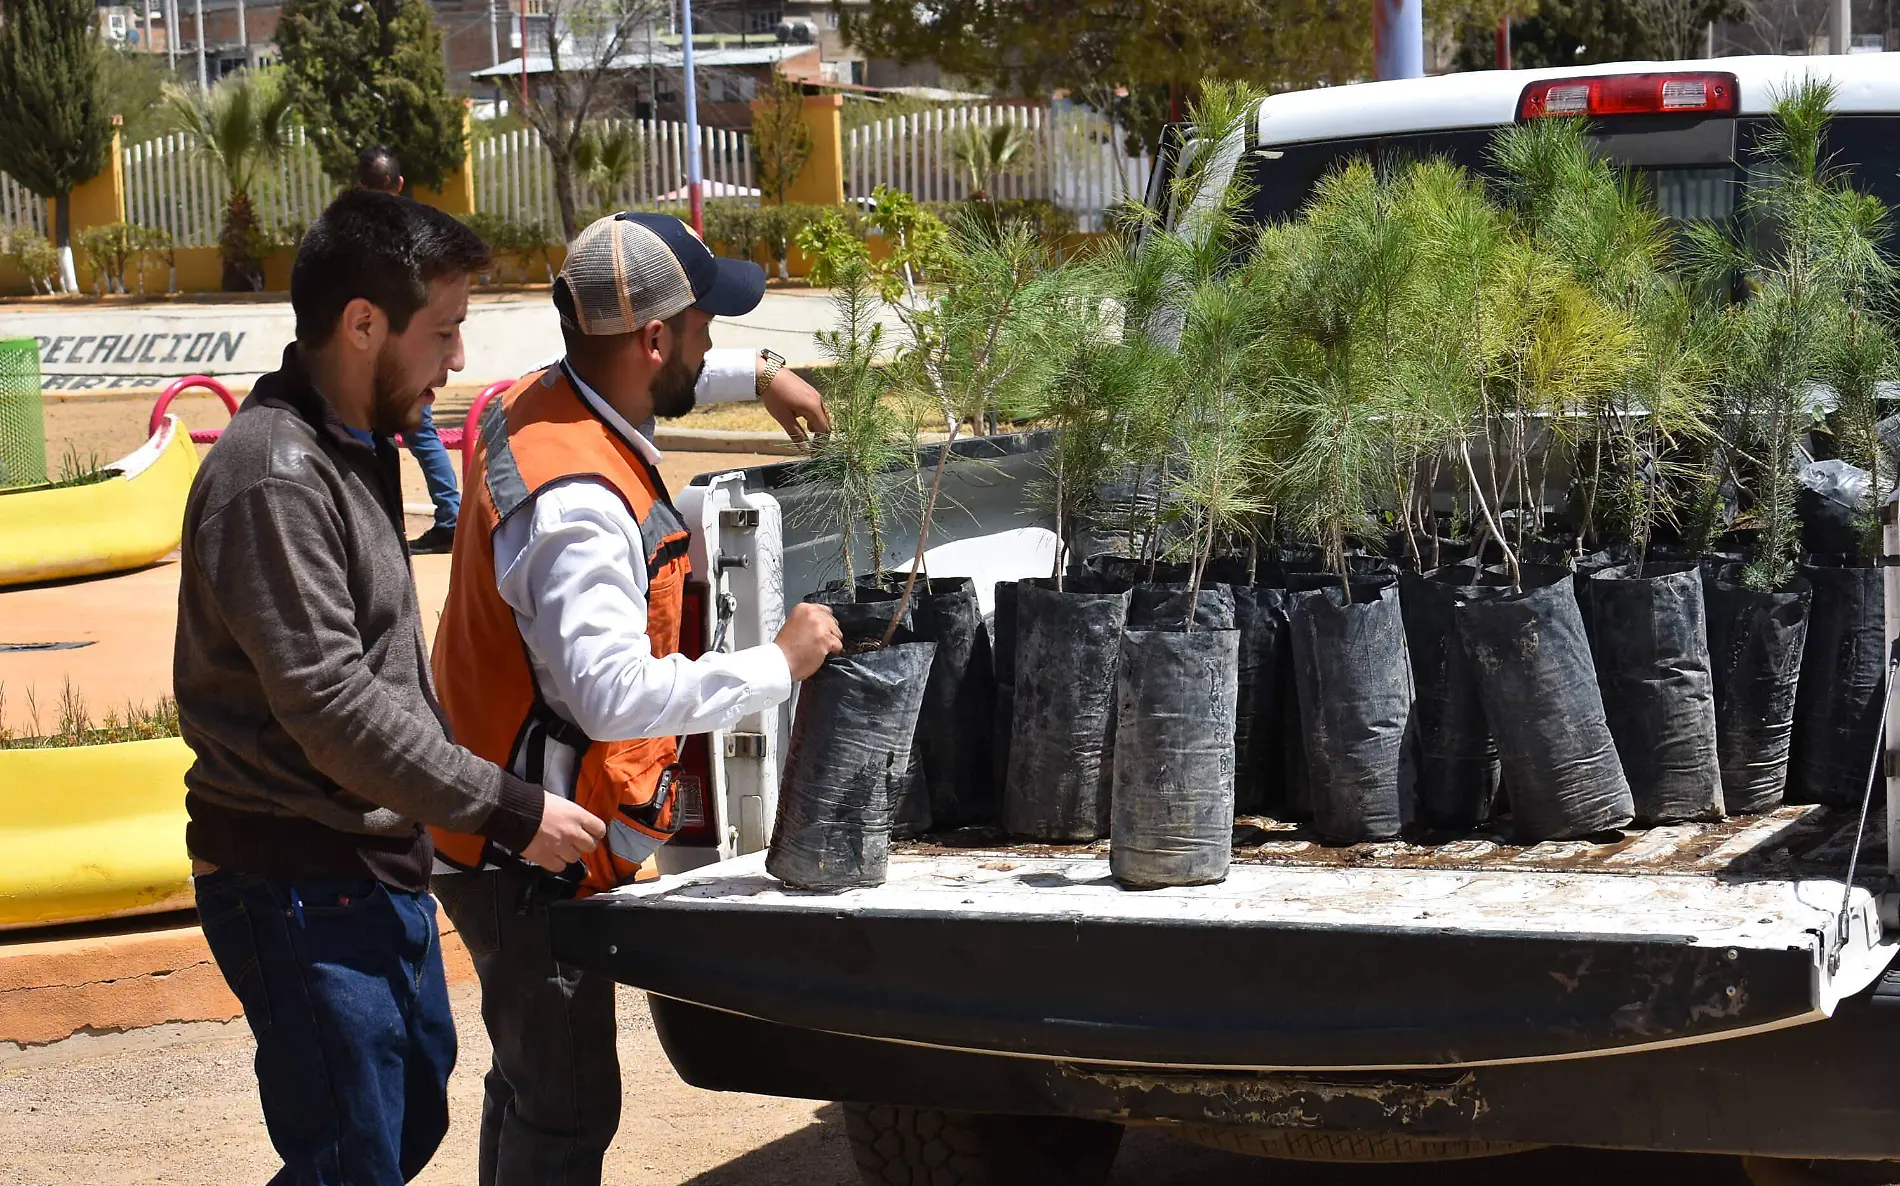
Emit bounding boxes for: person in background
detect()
[175,189,606,1184]
[356,145,464,555]
[429,212,843,1186]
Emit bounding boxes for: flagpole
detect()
[680,0,704,234]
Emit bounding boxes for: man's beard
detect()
[651,348,705,420]
[369,344,425,436]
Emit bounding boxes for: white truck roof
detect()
[1256,53,1900,147]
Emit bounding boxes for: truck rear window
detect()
[1241,114,1900,229]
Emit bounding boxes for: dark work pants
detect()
[194,871,456,1186]
[433,865,621,1186]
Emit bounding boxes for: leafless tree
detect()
[521,0,669,240]
[1721,0,1832,52]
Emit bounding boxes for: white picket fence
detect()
[846,103,1153,232]
[0,172,48,236]
[122,126,336,248]
[472,120,756,232]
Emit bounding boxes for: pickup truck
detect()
[553,54,1900,1183]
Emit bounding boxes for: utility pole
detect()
[236,0,248,66]
[165,0,178,72]
[1495,13,1511,68]
[681,0,704,234]
[1373,0,1424,80]
[1831,0,1852,52]
[489,0,500,67]
[193,0,208,87]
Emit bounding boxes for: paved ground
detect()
[0,981,1764,1186]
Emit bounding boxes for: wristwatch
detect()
[756,349,786,399]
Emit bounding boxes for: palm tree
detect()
[951,121,1030,201]
[572,122,641,214]
[164,69,295,292]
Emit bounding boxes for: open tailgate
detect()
[552,805,1895,1071]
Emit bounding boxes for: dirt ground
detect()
[0,980,1763,1186]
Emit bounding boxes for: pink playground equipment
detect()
[151,376,514,477]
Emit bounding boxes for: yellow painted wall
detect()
[780,94,845,208]
[413,101,476,216]
[43,129,126,237]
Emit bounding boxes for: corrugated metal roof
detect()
[472,43,813,79]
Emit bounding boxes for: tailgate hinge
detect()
[719,508,761,530]
[723,731,767,760]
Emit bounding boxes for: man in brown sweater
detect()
[174,188,603,1185]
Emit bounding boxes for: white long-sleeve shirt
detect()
[528,346,760,408]
[491,354,791,798]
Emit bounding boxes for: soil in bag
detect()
[904,576,997,829]
[1004,575,1132,842]
[1790,558,1886,807]
[1127,583,1237,631]
[1399,568,1502,833]
[804,585,929,835]
[1256,566,1313,822]
[991,580,1019,800]
[766,639,937,890]
[1086,558,1185,589]
[1111,625,1240,888]
[1288,582,1411,844]
[1585,563,1724,824]
[1703,566,1810,814]
[1231,585,1290,817]
[1457,574,1634,842]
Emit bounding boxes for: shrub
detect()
[75,222,139,294]
[3,228,62,294]
[461,212,554,284]
[925,198,1078,243]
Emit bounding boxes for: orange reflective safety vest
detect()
[430,364,692,895]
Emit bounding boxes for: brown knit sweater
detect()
[174,344,543,891]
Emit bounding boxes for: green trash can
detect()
[0,338,45,490]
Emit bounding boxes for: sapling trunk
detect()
[1463,441,1521,589]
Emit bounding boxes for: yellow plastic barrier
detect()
[0,415,199,588]
[0,737,194,929]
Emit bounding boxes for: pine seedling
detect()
[1685,79,1887,591]
[790,245,914,596]
[878,212,1067,641]
[1258,160,1430,592]
[1402,158,1518,575]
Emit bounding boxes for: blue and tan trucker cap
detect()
[554,211,767,335]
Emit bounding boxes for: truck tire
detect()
[843,1103,1123,1186]
[1167,1124,1538,1162]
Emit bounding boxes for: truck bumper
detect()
[644,988,1900,1159]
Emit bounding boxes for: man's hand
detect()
[775,602,844,680]
[759,363,831,443]
[519,793,606,871]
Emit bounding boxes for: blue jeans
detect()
[195,871,457,1186]
[407,402,460,530]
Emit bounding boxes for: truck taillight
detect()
[672,580,719,846]
[1517,72,1738,120]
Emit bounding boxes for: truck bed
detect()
[553,804,1895,1073]
[909,801,1873,880]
